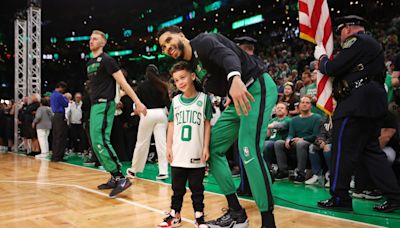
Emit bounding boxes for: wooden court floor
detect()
[0,153,374,227]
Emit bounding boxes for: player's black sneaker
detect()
[109,177,132,198]
[97,176,117,190]
[207,208,249,228]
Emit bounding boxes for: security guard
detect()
[314,15,400,212]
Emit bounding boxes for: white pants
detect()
[131,108,168,175]
[37,129,50,154]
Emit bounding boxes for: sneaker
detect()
[207,208,249,228]
[305,174,320,185]
[352,190,383,200]
[274,171,288,180]
[156,174,169,180]
[126,168,136,179]
[195,212,208,228]
[35,153,49,159]
[350,176,355,189]
[109,177,132,198]
[158,210,181,228]
[97,177,117,190]
[324,181,330,188]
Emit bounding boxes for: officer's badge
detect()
[342,37,357,49]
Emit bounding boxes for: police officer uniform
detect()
[316,15,400,212]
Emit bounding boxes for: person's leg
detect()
[171,167,188,213]
[323,144,332,172]
[89,102,122,174]
[308,144,322,175]
[130,111,155,173]
[153,110,168,176]
[238,73,277,213]
[208,106,240,195]
[274,140,288,172]
[188,167,205,213]
[36,129,45,154]
[263,140,276,165]
[295,140,310,174]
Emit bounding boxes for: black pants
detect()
[51,113,68,161]
[70,123,86,153]
[330,116,400,202]
[171,167,205,213]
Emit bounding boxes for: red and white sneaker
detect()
[158,210,181,228]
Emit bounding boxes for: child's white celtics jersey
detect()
[171,92,207,168]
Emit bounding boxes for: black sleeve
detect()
[394,54,400,71]
[197,35,242,78]
[103,56,120,75]
[381,112,397,129]
[319,36,364,78]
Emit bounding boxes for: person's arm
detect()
[166,122,174,163]
[113,70,147,116]
[317,36,364,78]
[202,120,211,163]
[60,93,69,108]
[379,128,396,148]
[197,35,254,116]
[33,108,42,125]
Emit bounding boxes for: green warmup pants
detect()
[90,101,122,173]
[209,73,277,212]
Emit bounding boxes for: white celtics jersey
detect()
[171,92,207,168]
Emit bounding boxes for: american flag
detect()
[299,0,334,114]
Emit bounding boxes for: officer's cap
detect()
[335,15,368,33]
[234,36,257,45]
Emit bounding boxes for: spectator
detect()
[274,96,321,183]
[306,100,335,186]
[278,82,299,116]
[67,92,85,154]
[26,93,41,156]
[33,98,53,159]
[50,81,69,162]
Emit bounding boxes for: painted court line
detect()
[0,179,193,224]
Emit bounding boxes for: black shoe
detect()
[109,177,132,198]
[274,171,288,180]
[97,177,117,190]
[27,151,40,156]
[293,174,306,184]
[317,197,353,211]
[50,158,67,162]
[207,208,249,228]
[373,201,400,213]
[195,213,207,228]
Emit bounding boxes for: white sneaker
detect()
[325,180,330,188]
[156,174,169,180]
[350,177,355,189]
[305,174,320,185]
[35,153,49,159]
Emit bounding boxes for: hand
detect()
[314,44,327,60]
[201,148,210,163]
[319,141,326,150]
[32,123,35,129]
[229,76,255,116]
[116,102,124,109]
[292,137,303,144]
[224,97,231,108]
[135,102,147,116]
[167,149,173,164]
[285,139,291,149]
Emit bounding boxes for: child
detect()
[158,61,212,228]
